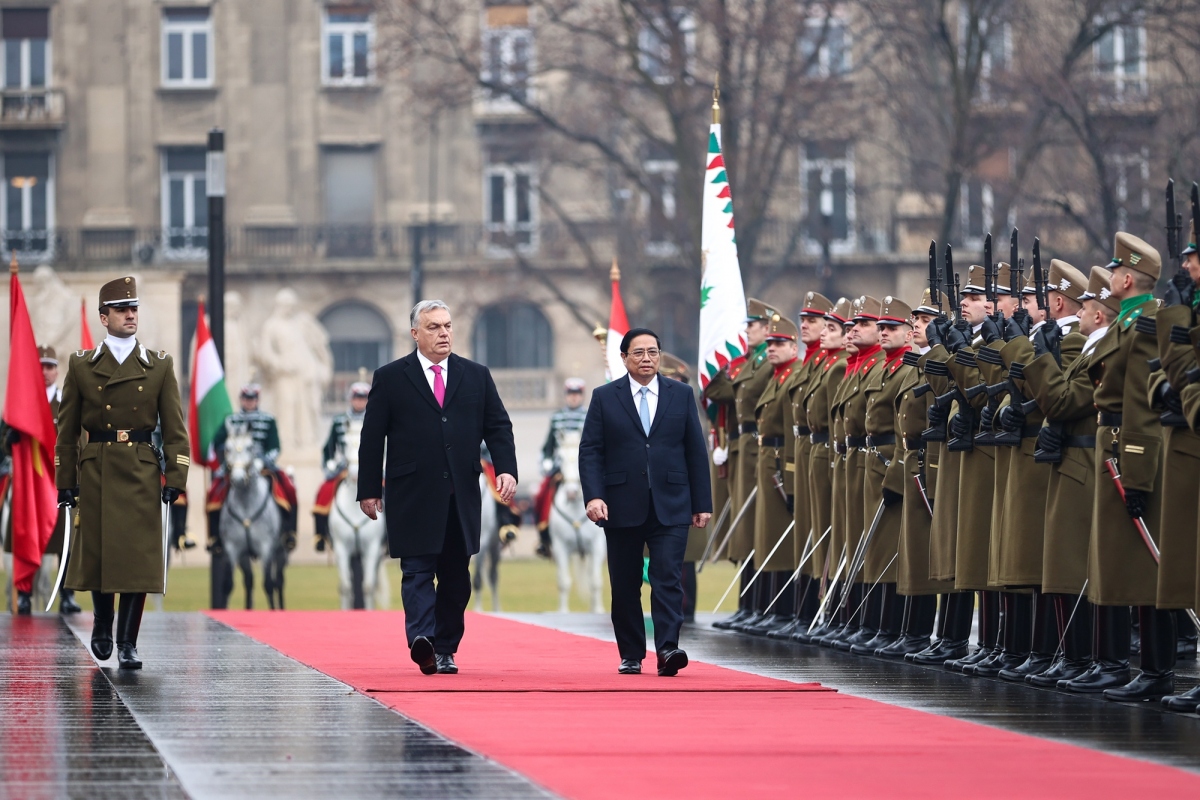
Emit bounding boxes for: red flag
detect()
[80,296,94,350]
[4,264,59,593]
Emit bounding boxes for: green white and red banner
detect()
[189,300,233,469]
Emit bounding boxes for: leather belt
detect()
[1064,436,1096,449]
[740,422,758,435]
[865,434,895,448]
[809,431,830,445]
[1097,412,1123,427]
[833,443,847,455]
[845,435,867,449]
[904,436,924,450]
[88,429,153,443]
[759,436,785,447]
[792,425,812,438]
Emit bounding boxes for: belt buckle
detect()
[117,430,130,443]
[756,435,764,447]
[792,425,800,438]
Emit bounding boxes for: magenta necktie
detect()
[431,364,445,407]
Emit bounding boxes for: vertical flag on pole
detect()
[188,300,233,469]
[4,257,59,598]
[606,258,629,381]
[697,84,747,396]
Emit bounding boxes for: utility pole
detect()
[206,127,229,609]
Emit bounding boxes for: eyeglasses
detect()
[626,348,661,359]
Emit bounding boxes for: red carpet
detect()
[211,611,1200,799]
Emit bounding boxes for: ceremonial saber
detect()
[162,497,171,594]
[711,548,755,614]
[45,504,73,612]
[707,486,757,565]
[807,548,849,633]
[846,551,900,624]
[829,500,886,619]
[914,474,933,517]
[1054,579,1088,659]
[740,521,795,597]
[1105,458,1200,631]
[696,497,732,572]
[763,526,831,614]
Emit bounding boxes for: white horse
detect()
[219,431,287,609]
[548,429,606,613]
[328,418,389,610]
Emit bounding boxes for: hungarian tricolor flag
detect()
[80,296,94,350]
[188,300,233,469]
[4,263,59,594]
[606,258,629,381]
[697,97,748,397]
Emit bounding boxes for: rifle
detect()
[1032,238,1048,315]
[1192,182,1200,257]
[984,232,998,325]
[1163,179,1185,307]
[928,240,942,314]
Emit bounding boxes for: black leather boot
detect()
[116,593,147,670]
[1104,606,1175,702]
[1060,604,1131,693]
[714,562,755,630]
[766,576,801,638]
[795,579,841,643]
[947,591,999,671]
[1176,610,1197,661]
[747,574,794,636]
[910,592,971,664]
[881,594,936,658]
[855,583,903,655]
[1161,684,1200,713]
[733,572,775,633]
[58,589,82,615]
[971,592,1031,677]
[16,590,32,615]
[1028,595,1092,687]
[1000,589,1054,682]
[91,592,115,660]
[818,583,861,647]
[837,584,875,650]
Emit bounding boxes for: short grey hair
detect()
[410,300,450,329]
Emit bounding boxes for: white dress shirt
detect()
[415,349,449,394]
[630,375,660,425]
[103,335,136,364]
[1057,314,1080,332]
[47,384,60,404]
[1081,325,1109,357]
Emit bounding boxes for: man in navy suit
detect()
[580,328,713,675]
[358,300,517,676]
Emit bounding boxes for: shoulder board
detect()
[1123,307,1144,330]
[158,349,168,359]
[75,349,88,358]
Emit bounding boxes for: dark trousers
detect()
[399,499,472,654]
[605,501,688,660]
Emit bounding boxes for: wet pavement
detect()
[513,612,1200,774]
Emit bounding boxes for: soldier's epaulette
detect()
[954,350,978,368]
[1134,316,1156,336]
[924,360,949,377]
[75,349,90,358]
[1170,325,1191,346]
[975,348,1003,367]
[1123,307,1145,331]
[158,349,169,359]
[902,351,922,368]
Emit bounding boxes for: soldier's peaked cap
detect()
[348,382,371,398]
[825,297,853,324]
[98,276,138,310]
[878,296,913,325]
[659,351,689,379]
[1183,219,1197,256]
[963,265,989,294]
[1109,231,1161,280]
[914,289,940,316]
[240,383,261,399]
[851,295,883,322]
[765,312,799,342]
[745,297,775,322]
[38,345,57,365]
[993,262,1015,295]
[1081,266,1120,314]
[1042,259,1089,302]
[799,291,834,317]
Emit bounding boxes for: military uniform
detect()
[534,380,590,554]
[56,276,188,669]
[313,381,371,551]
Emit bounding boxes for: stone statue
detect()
[222,290,254,395]
[27,265,75,355]
[254,288,333,453]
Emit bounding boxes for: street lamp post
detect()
[819,185,834,298]
[206,128,229,609]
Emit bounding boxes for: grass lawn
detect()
[5,558,743,615]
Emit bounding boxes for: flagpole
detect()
[9,254,17,616]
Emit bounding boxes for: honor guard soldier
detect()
[660,352,703,620]
[207,384,298,552]
[533,378,590,558]
[55,276,189,669]
[709,298,777,630]
[312,381,371,552]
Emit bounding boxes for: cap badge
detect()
[1129,253,1142,266]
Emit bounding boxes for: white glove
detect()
[540,458,554,476]
[713,446,728,466]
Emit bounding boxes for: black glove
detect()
[1156,381,1184,415]
[925,317,948,348]
[978,405,996,432]
[786,494,795,515]
[162,486,182,505]
[1005,308,1032,341]
[949,413,971,440]
[58,487,79,507]
[944,324,970,353]
[1035,425,1063,453]
[882,487,903,507]
[3,427,19,447]
[1124,488,1149,520]
[998,404,1026,433]
[979,316,1004,345]
[1172,269,1196,309]
[927,403,949,429]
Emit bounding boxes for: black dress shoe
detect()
[16,591,32,615]
[90,592,115,661]
[657,647,688,677]
[730,612,766,633]
[712,609,751,630]
[1177,640,1197,661]
[906,639,968,665]
[410,636,437,675]
[766,618,803,639]
[945,645,994,672]
[877,634,931,659]
[117,643,142,670]
[58,591,82,615]
[1059,661,1131,694]
[968,652,1025,678]
[851,631,898,656]
[1160,684,1200,713]
[1026,657,1091,688]
[435,654,458,674]
[998,653,1053,683]
[618,659,642,675]
[1103,671,1174,702]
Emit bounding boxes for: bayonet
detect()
[696,497,732,571]
[740,521,795,597]
[1032,238,1048,313]
[712,548,756,613]
[928,240,942,313]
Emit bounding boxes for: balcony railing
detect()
[0,88,66,129]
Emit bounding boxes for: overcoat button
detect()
[442,417,447,422]
[443,471,449,478]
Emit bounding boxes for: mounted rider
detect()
[533,377,589,558]
[205,384,298,552]
[312,381,371,551]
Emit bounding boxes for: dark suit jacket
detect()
[357,351,517,558]
[579,374,712,528]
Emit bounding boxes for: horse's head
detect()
[225,430,259,486]
[343,418,363,481]
[556,429,583,484]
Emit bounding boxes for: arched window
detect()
[320,301,393,372]
[473,302,553,368]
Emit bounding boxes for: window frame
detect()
[801,143,856,255]
[959,176,994,248]
[1107,148,1151,232]
[0,151,55,260]
[160,149,209,260]
[637,8,696,85]
[642,157,679,256]
[480,24,535,109]
[160,8,214,88]
[1093,21,1147,100]
[483,162,539,255]
[2,36,50,90]
[800,13,851,79]
[321,8,376,87]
